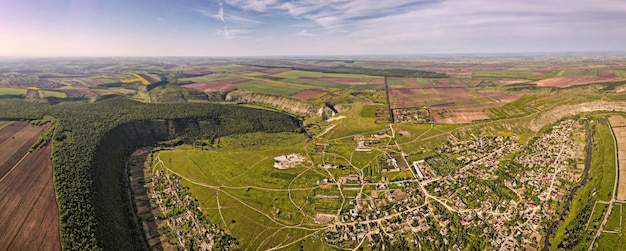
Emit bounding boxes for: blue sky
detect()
[1,0,625,56]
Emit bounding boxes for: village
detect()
[317,119,583,250]
[149,170,238,251]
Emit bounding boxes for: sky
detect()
[0,0,625,57]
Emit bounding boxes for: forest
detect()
[0,97,301,250]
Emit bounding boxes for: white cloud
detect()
[297,29,317,36]
[217,2,225,23]
[225,0,280,12]
[216,26,250,40]
[210,0,626,53]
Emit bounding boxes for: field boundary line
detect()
[0,152,29,183]
[0,121,15,131]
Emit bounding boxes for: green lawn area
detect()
[235,81,304,96]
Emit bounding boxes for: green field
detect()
[0,87,25,95]
[272,70,382,80]
[154,132,333,250]
[473,70,555,80]
[360,104,386,118]
[614,70,626,78]
[323,102,389,139]
[235,81,304,96]
[179,73,236,83]
[597,203,626,250]
[40,91,68,98]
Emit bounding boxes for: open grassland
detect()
[597,203,626,250]
[154,132,332,250]
[0,122,60,251]
[322,102,389,140]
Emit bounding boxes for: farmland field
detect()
[0,122,60,251]
[40,90,68,98]
[291,89,326,100]
[535,76,626,88]
[0,87,25,96]
[235,81,305,96]
[183,82,239,93]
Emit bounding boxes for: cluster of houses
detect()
[325,181,428,247]
[393,107,431,123]
[513,120,577,202]
[320,120,583,250]
[441,134,520,175]
[150,171,236,250]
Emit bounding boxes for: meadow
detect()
[154,132,336,250]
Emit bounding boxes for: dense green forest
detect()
[0,98,301,250]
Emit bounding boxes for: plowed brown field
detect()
[291,89,326,100]
[0,122,60,251]
[535,76,625,87]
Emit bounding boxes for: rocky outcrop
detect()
[529,101,626,131]
[225,91,325,116]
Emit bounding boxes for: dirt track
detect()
[0,123,60,251]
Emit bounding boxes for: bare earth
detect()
[430,110,490,124]
[535,76,625,88]
[291,89,326,100]
[0,122,60,251]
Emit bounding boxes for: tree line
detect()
[0,97,301,250]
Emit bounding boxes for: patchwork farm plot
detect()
[386,77,523,123]
[535,76,626,88]
[0,122,60,251]
[182,68,387,101]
